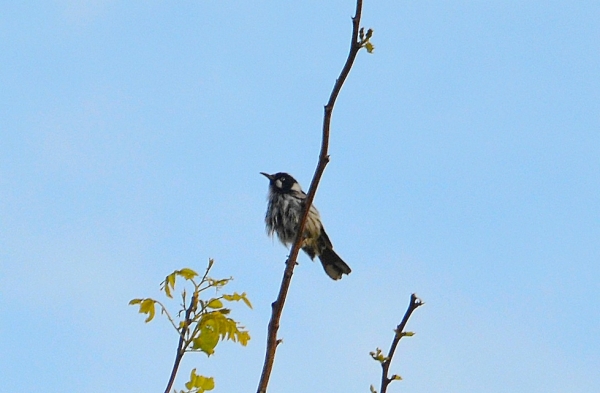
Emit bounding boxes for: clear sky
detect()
[1,1,599,392]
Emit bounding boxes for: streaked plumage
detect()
[261,172,351,280]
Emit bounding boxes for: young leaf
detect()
[139,298,157,323]
[184,368,215,392]
[193,332,218,356]
[207,299,223,309]
[208,278,230,288]
[241,294,253,309]
[193,319,220,355]
[197,376,215,391]
[185,368,198,390]
[236,330,251,346]
[160,272,177,298]
[223,292,253,309]
[369,348,387,363]
[177,268,198,280]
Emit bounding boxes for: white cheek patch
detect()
[291,182,303,192]
[275,179,283,188]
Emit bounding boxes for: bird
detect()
[261,172,351,280]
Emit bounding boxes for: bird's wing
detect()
[319,226,334,249]
[293,190,307,200]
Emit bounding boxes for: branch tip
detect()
[377,294,424,393]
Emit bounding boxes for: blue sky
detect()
[1,1,599,392]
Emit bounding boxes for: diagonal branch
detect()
[379,294,424,393]
[256,1,366,392]
[164,291,198,393]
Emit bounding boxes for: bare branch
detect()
[256,1,367,392]
[378,294,424,393]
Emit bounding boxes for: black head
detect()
[260,172,299,193]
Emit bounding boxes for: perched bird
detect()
[261,172,351,280]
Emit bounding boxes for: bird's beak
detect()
[260,172,274,181]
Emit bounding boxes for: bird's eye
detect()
[280,177,286,182]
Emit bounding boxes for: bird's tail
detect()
[319,248,352,280]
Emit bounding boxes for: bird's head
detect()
[260,172,301,193]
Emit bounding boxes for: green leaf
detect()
[166,273,176,298]
[208,278,230,288]
[222,292,253,309]
[207,299,223,309]
[185,369,195,390]
[370,385,377,393]
[391,374,403,381]
[198,376,215,391]
[137,298,156,323]
[241,295,253,309]
[185,369,215,393]
[193,319,220,355]
[177,268,198,280]
[194,333,218,355]
[365,42,375,53]
[160,272,177,298]
[236,330,251,346]
[369,348,388,363]
[184,368,214,392]
[402,331,415,337]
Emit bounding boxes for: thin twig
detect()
[379,294,424,393]
[164,291,198,393]
[154,300,181,333]
[256,2,366,393]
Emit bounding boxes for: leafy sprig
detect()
[130,259,251,393]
